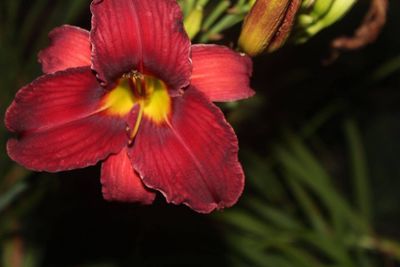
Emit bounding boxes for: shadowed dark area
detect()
[1,1,400,267]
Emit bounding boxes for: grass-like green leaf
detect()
[344,118,371,222]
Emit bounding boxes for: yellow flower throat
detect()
[102,71,171,141]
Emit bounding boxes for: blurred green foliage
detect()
[1,0,400,267]
[219,126,400,267]
[295,0,357,43]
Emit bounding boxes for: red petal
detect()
[191,44,254,102]
[6,67,103,133]
[90,0,191,92]
[101,148,156,204]
[5,67,127,172]
[38,25,91,74]
[129,87,244,213]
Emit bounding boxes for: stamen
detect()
[131,70,143,80]
[135,76,144,96]
[122,70,143,79]
[124,70,147,97]
[134,72,146,97]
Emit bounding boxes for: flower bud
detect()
[295,0,357,43]
[238,0,301,56]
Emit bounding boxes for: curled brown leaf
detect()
[326,0,388,63]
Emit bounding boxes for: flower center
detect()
[102,71,171,142]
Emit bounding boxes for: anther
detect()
[132,70,144,80]
[122,70,143,79]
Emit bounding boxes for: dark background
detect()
[1,1,400,266]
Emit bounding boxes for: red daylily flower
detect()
[5,0,254,213]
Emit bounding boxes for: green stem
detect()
[202,0,230,31]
